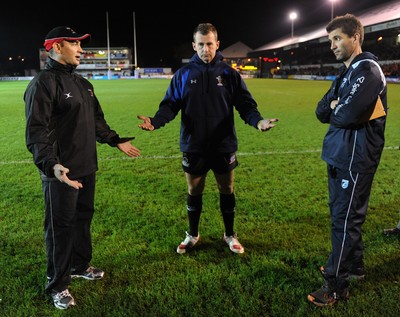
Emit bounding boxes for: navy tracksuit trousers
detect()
[323,164,375,288]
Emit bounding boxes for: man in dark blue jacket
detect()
[138,23,278,255]
[308,14,387,307]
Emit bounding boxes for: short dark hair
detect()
[193,23,218,41]
[326,13,364,45]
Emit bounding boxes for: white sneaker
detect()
[224,233,244,254]
[177,231,200,254]
[71,266,104,280]
[51,289,75,310]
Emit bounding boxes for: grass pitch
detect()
[0,78,399,316]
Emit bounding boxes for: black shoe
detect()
[348,267,365,280]
[320,265,365,281]
[308,284,349,307]
[71,266,104,280]
[51,289,75,310]
[383,227,400,236]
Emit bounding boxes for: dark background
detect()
[0,0,393,74]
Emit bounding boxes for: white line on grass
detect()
[2,146,398,165]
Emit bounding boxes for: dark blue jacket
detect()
[150,51,264,152]
[316,52,387,173]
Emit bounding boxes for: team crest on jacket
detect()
[216,76,224,86]
[340,78,348,89]
[341,179,349,189]
[182,157,189,167]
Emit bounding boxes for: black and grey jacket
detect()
[24,57,124,179]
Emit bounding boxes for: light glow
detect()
[289,12,298,39]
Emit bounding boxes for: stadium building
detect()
[246,0,400,81]
[39,47,134,79]
[32,1,399,81]
[38,46,173,79]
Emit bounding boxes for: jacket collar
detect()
[190,51,224,65]
[45,57,76,73]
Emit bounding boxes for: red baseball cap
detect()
[43,26,91,51]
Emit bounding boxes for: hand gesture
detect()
[257,118,279,131]
[53,164,83,189]
[117,141,141,157]
[137,115,155,131]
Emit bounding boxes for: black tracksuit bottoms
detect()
[41,172,96,293]
[324,164,375,285]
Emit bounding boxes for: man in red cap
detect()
[24,26,141,310]
[43,26,91,52]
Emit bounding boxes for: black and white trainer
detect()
[51,289,75,310]
[71,266,104,280]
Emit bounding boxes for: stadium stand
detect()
[247,0,400,81]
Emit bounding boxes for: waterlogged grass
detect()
[0,79,399,316]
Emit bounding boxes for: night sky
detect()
[0,0,395,71]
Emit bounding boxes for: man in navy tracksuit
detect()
[308,14,387,306]
[138,23,278,255]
